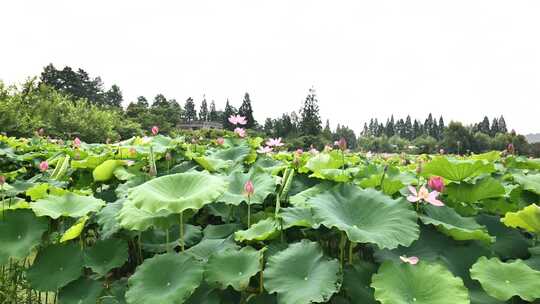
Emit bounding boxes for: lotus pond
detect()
[1,133,540,304]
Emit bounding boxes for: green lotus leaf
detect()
[27,243,84,291]
[58,277,104,304]
[476,214,531,259]
[93,159,128,182]
[185,283,220,304]
[60,216,88,243]
[126,253,204,304]
[205,246,261,291]
[1,197,30,213]
[310,184,419,249]
[304,151,343,173]
[422,157,494,182]
[101,278,128,304]
[193,156,232,172]
[264,240,341,304]
[234,218,279,242]
[26,183,50,200]
[446,177,505,204]
[342,261,377,304]
[470,151,501,162]
[289,182,333,207]
[470,257,540,301]
[280,207,318,229]
[203,223,241,239]
[0,209,48,265]
[371,261,469,304]
[31,193,105,219]
[219,168,276,206]
[506,156,540,171]
[96,200,123,239]
[501,204,540,234]
[512,173,540,195]
[141,224,202,253]
[185,238,239,261]
[525,246,540,270]
[420,205,493,243]
[117,198,177,231]
[84,238,128,276]
[127,172,227,213]
[71,153,110,169]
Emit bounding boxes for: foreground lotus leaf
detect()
[58,277,104,304]
[371,261,470,304]
[219,168,276,206]
[205,246,261,291]
[310,184,419,249]
[126,253,204,304]
[420,205,493,243]
[512,173,540,195]
[264,240,341,304]
[31,192,105,219]
[27,243,84,291]
[470,257,540,301]
[84,238,129,276]
[0,209,48,265]
[60,216,88,243]
[342,261,378,304]
[501,204,540,234]
[93,159,128,182]
[445,177,505,204]
[185,238,239,261]
[127,172,227,213]
[117,198,178,231]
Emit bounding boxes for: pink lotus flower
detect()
[151,126,159,136]
[407,186,444,206]
[39,161,49,172]
[228,115,247,125]
[400,256,419,265]
[337,138,347,151]
[295,149,303,155]
[73,137,81,148]
[266,138,284,147]
[216,137,225,145]
[244,180,254,197]
[0,175,5,186]
[165,152,172,161]
[234,128,246,138]
[37,128,45,136]
[257,146,273,154]
[507,143,515,155]
[428,176,445,192]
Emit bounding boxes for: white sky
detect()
[1,1,539,134]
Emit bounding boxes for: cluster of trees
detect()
[1,64,537,156]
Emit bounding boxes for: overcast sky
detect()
[1,1,539,134]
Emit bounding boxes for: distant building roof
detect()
[177,121,223,130]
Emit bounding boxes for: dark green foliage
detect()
[238,93,256,128]
[299,88,322,136]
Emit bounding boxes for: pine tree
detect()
[480,116,490,134]
[413,120,421,139]
[183,97,197,122]
[498,116,507,133]
[223,99,236,130]
[396,118,406,138]
[323,119,332,140]
[404,116,413,140]
[199,97,208,121]
[490,118,499,136]
[263,118,274,135]
[238,93,255,128]
[425,113,435,137]
[209,100,218,122]
[362,123,369,137]
[385,115,395,137]
[299,87,322,136]
[438,116,445,139]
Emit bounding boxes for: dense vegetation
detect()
[1,122,540,303]
[1,64,537,156]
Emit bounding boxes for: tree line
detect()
[0,64,537,156]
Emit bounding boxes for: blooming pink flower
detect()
[244,180,254,197]
[228,115,247,125]
[151,126,159,136]
[407,186,444,206]
[428,176,445,192]
[39,161,49,172]
[234,128,246,138]
[335,138,347,151]
[257,146,273,154]
[0,175,5,186]
[216,137,225,145]
[507,143,515,155]
[400,256,419,265]
[266,138,284,147]
[73,137,82,148]
[295,149,303,155]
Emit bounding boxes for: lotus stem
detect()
[179,212,185,252]
[137,233,143,264]
[349,242,354,265]
[339,231,346,270]
[165,228,170,253]
[247,196,251,228]
[259,253,264,294]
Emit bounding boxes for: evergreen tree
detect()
[209,100,218,122]
[498,116,507,133]
[263,118,274,135]
[396,118,405,138]
[480,116,490,134]
[490,118,499,136]
[438,116,445,139]
[199,97,208,121]
[238,93,255,128]
[299,87,322,136]
[105,84,123,108]
[323,119,332,140]
[424,113,435,137]
[385,115,395,137]
[223,99,236,130]
[183,97,197,122]
[413,120,421,139]
[404,116,413,140]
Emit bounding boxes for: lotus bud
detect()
[416,160,423,175]
[428,176,445,192]
[129,147,137,156]
[216,137,225,145]
[439,148,445,154]
[37,128,45,136]
[338,138,347,151]
[39,161,49,172]
[73,137,81,148]
[165,152,172,161]
[148,166,157,177]
[0,175,5,186]
[244,180,254,197]
[507,143,515,155]
[151,125,159,136]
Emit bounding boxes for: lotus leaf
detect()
[84,238,129,276]
[31,192,105,219]
[205,246,261,291]
[58,277,104,304]
[501,203,540,234]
